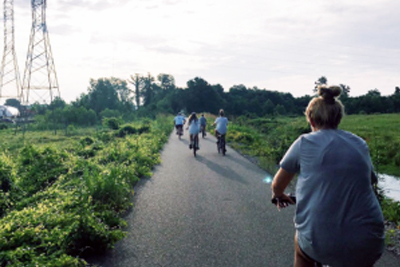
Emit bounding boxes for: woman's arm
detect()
[271,168,296,209]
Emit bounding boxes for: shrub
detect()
[103,117,122,130]
[137,125,150,134]
[16,145,69,196]
[99,108,121,119]
[66,124,77,135]
[381,197,400,225]
[80,136,95,146]
[0,124,8,130]
[0,153,15,193]
[116,124,137,138]
[82,164,137,212]
[394,154,400,167]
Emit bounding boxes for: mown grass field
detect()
[226,113,400,177]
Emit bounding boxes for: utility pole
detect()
[0,0,22,104]
[22,0,60,105]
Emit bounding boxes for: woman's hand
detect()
[271,193,295,211]
[271,168,296,211]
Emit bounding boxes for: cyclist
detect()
[173,112,186,136]
[212,109,228,151]
[271,85,384,267]
[199,114,207,136]
[187,112,200,150]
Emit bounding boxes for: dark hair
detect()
[188,113,198,124]
[219,109,224,116]
[305,85,344,129]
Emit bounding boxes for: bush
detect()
[99,108,121,119]
[0,116,174,265]
[0,153,15,193]
[16,145,69,196]
[103,117,122,130]
[0,124,8,130]
[66,124,77,135]
[0,153,16,217]
[394,154,400,167]
[80,136,95,146]
[381,197,400,225]
[116,124,137,138]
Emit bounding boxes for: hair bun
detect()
[318,85,341,104]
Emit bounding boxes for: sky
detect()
[3,0,400,103]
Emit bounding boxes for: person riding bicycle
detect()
[173,112,186,136]
[212,109,228,151]
[271,85,384,267]
[199,114,207,136]
[186,112,200,150]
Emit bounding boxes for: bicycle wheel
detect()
[193,138,197,157]
[222,138,226,156]
[217,137,221,154]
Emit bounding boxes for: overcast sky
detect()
[6,0,400,103]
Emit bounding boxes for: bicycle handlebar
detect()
[271,193,296,205]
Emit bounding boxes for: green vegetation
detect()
[1,73,398,263]
[226,114,400,177]
[225,113,400,227]
[339,114,400,176]
[0,116,172,266]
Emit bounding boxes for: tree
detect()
[4,98,21,110]
[112,78,134,112]
[140,73,155,106]
[87,78,121,114]
[48,96,66,110]
[274,104,287,115]
[157,74,175,91]
[128,74,144,109]
[391,87,400,112]
[313,76,327,93]
[262,99,274,115]
[185,77,224,113]
[339,84,351,98]
[366,89,381,97]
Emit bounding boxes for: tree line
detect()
[2,74,400,127]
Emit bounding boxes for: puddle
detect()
[378,174,400,202]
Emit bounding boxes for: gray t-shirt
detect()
[280,129,384,266]
[214,117,228,134]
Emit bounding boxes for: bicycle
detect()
[176,125,183,139]
[193,134,199,157]
[217,133,226,156]
[200,125,206,138]
[271,194,329,267]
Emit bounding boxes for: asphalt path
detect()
[89,130,400,267]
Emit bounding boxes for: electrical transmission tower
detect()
[22,0,60,105]
[0,0,22,104]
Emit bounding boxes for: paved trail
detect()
[89,130,399,267]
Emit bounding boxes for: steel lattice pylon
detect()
[0,0,22,103]
[22,0,60,105]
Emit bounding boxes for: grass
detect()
[226,114,400,177]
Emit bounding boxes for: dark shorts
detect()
[175,124,183,130]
